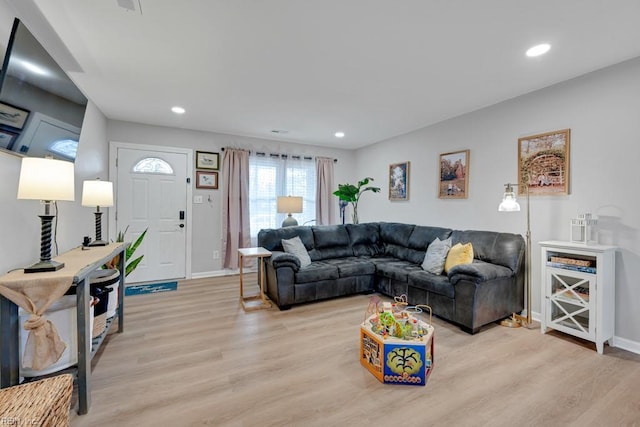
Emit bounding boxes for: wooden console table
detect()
[0,242,126,415]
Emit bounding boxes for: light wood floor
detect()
[69,275,640,427]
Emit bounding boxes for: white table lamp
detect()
[17,157,75,273]
[277,196,303,227]
[82,179,114,246]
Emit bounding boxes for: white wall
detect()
[106,120,357,275]
[355,57,640,347]
[0,100,109,274]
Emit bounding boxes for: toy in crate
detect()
[360,295,434,386]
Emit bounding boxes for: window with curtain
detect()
[249,154,316,239]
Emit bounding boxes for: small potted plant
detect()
[333,177,380,224]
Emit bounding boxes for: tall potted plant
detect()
[333,177,380,224]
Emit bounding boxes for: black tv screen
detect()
[0,18,88,161]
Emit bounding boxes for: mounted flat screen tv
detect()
[0,18,88,161]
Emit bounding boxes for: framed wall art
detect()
[0,128,19,150]
[196,171,218,189]
[196,150,220,170]
[0,102,29,129]
[518,129,570,196]
[389,161,410,201]
[439,149,469,199]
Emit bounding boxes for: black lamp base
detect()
[87,239,109,247]
[24,260,65,274]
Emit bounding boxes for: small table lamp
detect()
[277,196,303,227]
[17,157,75,273]
[82,179,114,246]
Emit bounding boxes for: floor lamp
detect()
[498,183,532,328]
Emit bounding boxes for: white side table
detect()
[238,247,272,311]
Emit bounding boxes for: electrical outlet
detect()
[213,250,220,259]
[194,195,203,204]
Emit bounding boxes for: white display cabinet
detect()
[539,241,617,354]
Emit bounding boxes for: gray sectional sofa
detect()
[257,222,525,334]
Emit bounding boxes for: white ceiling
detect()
[5,0,640,149]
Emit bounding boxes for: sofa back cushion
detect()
[450,230,525,274]
[379,222,415,262]
[346,223,381,256]
[308,225,353,261]
[257,226,315,252]
[406,225,453,264]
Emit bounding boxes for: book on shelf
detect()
[547,261,596,274]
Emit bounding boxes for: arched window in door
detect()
[132,157,174,174]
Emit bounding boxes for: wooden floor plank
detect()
[69,275,640,426]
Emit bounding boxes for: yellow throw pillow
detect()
[444,242,474,274]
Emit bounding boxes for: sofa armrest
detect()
[268,251,300,271]
[448,261,513,285]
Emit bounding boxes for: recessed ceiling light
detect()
[335,132,345,138]
[526,43,551,57]
[171,106,186,114]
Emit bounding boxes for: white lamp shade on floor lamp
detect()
[17,157,75,272]
[82,179,114,246]
[277,196,303,227]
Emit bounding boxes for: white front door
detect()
[113,144,191,283]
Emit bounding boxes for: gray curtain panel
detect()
[315,157,335,225]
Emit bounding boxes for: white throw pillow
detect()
[421,237,452,275]
[281,236,312,268]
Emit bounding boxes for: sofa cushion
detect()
[346,223,382,256]
[282,236,312,268]
[444,242,474,273]
[294,261,339,284]
[448,260,514,284]
[379,222,415,262]
[450,230,524,273]
[322,257,376,277]
[373,259,423,282]
[408,270,455,299]
[309,225,353,260]
[421,237,452,275]
[405,226,453,264]
[258,226,314,252]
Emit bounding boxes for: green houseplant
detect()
[333,177,380,224]
[106,226,148,277]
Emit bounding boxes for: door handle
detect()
[179,224,185,228]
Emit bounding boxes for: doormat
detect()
[125,281,178,296]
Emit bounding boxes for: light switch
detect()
[194,195,203,204]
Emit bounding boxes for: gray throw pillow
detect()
[421,237,452,275]
[281,236,312,268]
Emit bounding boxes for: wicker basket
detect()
[0,374,73,426]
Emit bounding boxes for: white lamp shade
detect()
[277,196,303,213]
[17,157,75,201]
[498,191,521,212]
[82,180,114,207]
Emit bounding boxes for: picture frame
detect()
[196,171,218,189]
[518,129,570,196]
[0,128,19,150]
[0,102,30,130]
[439,149,469,199]
[195,151,220,170]
[389,161,410,201]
